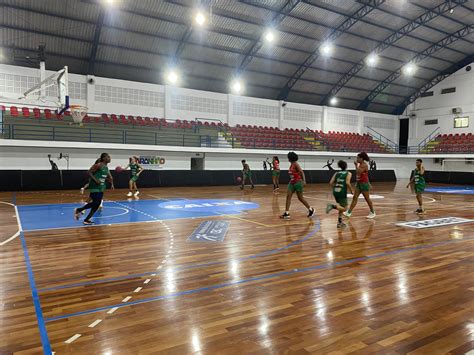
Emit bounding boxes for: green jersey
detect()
[414,168,425,193]
[89,164,109,192]
[333,171,349,197]
[130,163,140,177]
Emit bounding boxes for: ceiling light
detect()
[329,97,338,105]
[166,70,179,84]
[195,11,206,26]
[366,53,379,67]
[320,42,334,56]
[264,29,275,43]
[449,8,454,13]
[403,63,417,75]
[231,80,243,94]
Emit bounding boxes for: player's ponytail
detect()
[357,152,370,162]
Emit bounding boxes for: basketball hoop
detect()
[70,105,88,124]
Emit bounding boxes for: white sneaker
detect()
[134,191,140,196]
[127,192,133,197]
[366,211,376,219]
[98,203,103,211]
[343,211,352,218]
[80,187,85,195]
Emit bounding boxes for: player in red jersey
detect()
[280,152,314,219]
[344,152,376,219]
[272,156,280,192]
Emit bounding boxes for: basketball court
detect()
[1,182,473,353]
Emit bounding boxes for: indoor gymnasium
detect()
[1,0,474,354]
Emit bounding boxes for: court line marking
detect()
[0,201,21,246]
[65,334,81,344]
[43,236,474,323]
[19,230,52,352]
[37,219,321,293]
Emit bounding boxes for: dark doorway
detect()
[399,118,409,154]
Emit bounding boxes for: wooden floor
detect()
[1,181,473,354]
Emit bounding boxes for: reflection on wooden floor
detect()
[1,181,473,354]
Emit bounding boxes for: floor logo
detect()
[188,220,230,242]
[158,199,259,213]
[425,187,474,195]
[397,217,474,229]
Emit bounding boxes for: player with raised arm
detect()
[326,160,353,228]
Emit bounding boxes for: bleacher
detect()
[422,133,474,153]
[1,105,392,153]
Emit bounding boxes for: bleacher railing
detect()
[366,126,399,153]
[416,127,441,153]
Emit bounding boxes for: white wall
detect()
[2,140,471,179]
[0,64,399,140]
[407,63,474,146]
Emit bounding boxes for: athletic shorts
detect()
[333,194,348,207]
[356,182,371,192]
[288,181,303,193]
[272,170,280,177]
[130,175,139,182]
[415,184,425,194]
[244,172,252,179]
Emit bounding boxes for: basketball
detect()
[115,166,123,173]
[236,176,242,184]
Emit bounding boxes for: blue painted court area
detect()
[425,186,474,195]
[18,199,259,232]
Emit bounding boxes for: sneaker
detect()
[80,187,85,195]
[307,207,315,218]
[416,208,424,214]
[337,222,346,228]
[280,212,290,220]
[74,208,80,221]
[343,211,352,218]
[366,211,376,219]
[325,203,334,214]
[134,191,140,196]
[240,186,244,190]
[83,220,94,225]
[127,192,133,197]
[98,202,103,211]
[251,185,255,190]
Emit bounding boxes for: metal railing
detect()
[366,126,399,153]
[417,127,441,152]
[1,123,231,148]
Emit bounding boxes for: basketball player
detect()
[272,156,280,192]
[74,153,114,225]
[406,158,425,213]
[80,158,104,211]
[280,152,314,219]
[125,156,143,197]
[326,160,353,228]
[241,160,254,190]
[343,152,376,219]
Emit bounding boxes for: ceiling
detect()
[1,0,473,114]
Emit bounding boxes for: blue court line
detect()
[19,231,52,354]
[43,236,473,323]
[37,219,321,293]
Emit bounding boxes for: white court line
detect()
[65,334,81,344]
[133,287,142,293]
[122,296,132,302]
[107,307,118,314]
[88,319,102,328]
[144,279,151,284]
[0,201,22,246]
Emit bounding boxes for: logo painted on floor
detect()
[188,220,230,242]
[348,194,385,200]
[425,187,474,195]
[158,199,259,213]
[397,217,474,229]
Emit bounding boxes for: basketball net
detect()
[70,105,88,124]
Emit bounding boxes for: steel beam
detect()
[277,0,385,100]
[322,0,468,106]
[358,25,473,110]
[88,7,105,75]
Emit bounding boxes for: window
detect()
[454,116,469,128]
[420,91,434,97]
[424,119,438,125]
[441,87,456,94]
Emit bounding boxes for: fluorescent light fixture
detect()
[231,80,243,94]
[166,70,179,84]
[403,63,417,75]
[320,42,334,56]
[195,11,206,26]
[329,97,338,105]
[264,29,275,43]
[366,53,379,66]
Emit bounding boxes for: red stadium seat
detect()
[44,109,53,119]
[33,108,41,119]
[10,106,19,117]
[21,107,30,117]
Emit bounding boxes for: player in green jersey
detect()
[125,156,144,197]
[326,160,353,228]
[407,158,425,214]
[241,160,255,190]
[74,153,114,225]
